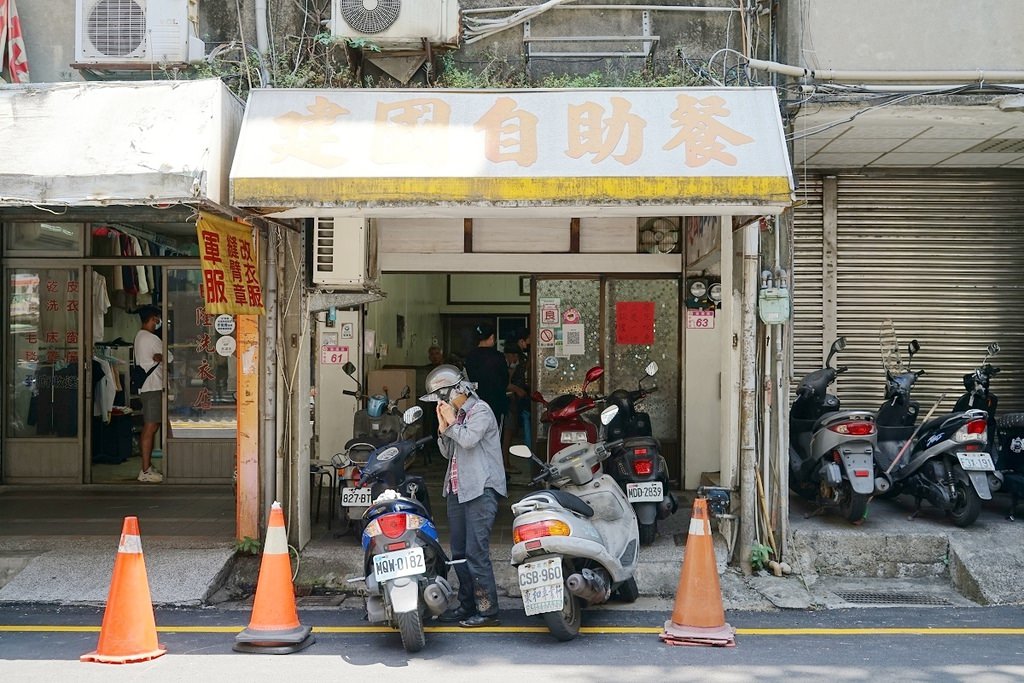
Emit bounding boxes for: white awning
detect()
[230,87,794,215]
[0,79,242,207]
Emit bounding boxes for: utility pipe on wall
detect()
[254,0,271,85]
[738,223,760,576]
[747,58,1024,83]
[262,228,279,520]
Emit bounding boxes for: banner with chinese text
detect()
[196,212,265,315]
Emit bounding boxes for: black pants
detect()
[446,487,500,617]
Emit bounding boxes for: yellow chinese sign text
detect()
[196,212,265,316]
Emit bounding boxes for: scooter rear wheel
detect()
[838,488,869,524]
[949,468,982,528]
[543,575,582,641]
[614,576,639,603]
[396,608,426,653]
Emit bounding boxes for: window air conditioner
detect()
[310,217,370,289]
[75,0,206,66]
[330,0,461,46]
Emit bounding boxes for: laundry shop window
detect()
[4,223,84,256]
[5,267,82,438]
[165,268,238,439]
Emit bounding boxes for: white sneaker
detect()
[138,468,163,483]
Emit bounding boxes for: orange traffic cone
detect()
[233,501,315,654]
[659,497,736,647]
[81,517,166,664]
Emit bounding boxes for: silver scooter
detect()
[509,405,640,642]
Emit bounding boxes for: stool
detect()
[310,460,335,528]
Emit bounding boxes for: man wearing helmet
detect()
[421,364,507,627]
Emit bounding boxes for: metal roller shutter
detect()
[790,176,825,387]
[797,172,1024,415]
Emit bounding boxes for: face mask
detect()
[155,321,162,330]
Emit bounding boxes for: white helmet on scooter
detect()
[420,364,475,403]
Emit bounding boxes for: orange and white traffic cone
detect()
[233,501,315,654]
[659,497,736,647]
[81,517,166,664]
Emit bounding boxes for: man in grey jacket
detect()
[420,364,507,627]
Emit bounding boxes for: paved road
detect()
[1,603,1022,681]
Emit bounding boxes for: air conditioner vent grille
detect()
[87,0,146,57]
[340,0,401,34]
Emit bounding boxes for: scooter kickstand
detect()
[908,498,923,520]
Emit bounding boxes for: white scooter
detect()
[509,405,640,642]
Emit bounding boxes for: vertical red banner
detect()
[615,301,655,345]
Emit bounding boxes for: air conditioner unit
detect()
[310,217,370,289]
[75,0,206,66]
[330,0,461,46]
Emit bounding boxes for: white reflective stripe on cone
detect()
[688,518,708,536]
[118,534,143,554]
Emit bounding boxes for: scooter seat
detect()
[522,489,594,518]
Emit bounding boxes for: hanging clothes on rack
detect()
[91,270,111,345]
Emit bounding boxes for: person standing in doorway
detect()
[421,364,506,627]
[134,305,172,483]
[464,323,512,474]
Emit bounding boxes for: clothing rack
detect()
[96,223,189,256]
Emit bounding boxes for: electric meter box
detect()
[758,287,791,324]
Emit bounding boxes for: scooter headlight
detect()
[513,520,571,544]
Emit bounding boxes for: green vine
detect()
[234,536,262,555]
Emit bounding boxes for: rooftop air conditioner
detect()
[330,0,460,46]
[75,0,206,66]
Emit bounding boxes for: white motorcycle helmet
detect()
[420,364,475,403]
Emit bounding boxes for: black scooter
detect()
[603,361,678,544]
[789,337,884,523]
[875,340,992,527]
[952,342,1024,520]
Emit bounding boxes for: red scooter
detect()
[532,366,604,462]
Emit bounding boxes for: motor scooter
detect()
[789,337,885,523]
[333,361,410,530]
[952,342,1024,519]
[508,404,640,642]
[531,365,604,461]
[603,361,678,544]
[347,406,454,653]
[874,337,992,527]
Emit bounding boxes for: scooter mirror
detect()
[988,342,1000,357]
[645,361,659,377]
[402,406,423,425]
[582,366,604,388]
[908,339,920,357]
[530,390,547,404]
[342,361,357,376]
[599,404,620,425]
[826,337,846,366]
[399,385,411,399]
[510,445,533,459]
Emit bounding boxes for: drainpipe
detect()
[254,0,271,85]
[738,223,760,576]
[747,58,1024,83]
[262,229,279,520]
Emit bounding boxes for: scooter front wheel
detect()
[638,522,657,546]
[543,572,582,641]
[396,608,426,653]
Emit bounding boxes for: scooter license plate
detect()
[956,452,994,471]
[341,487,374,506]
[373,546,426,583]
[518,558,564,616]
[626,481,663,503]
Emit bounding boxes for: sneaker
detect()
[138,468,163,483]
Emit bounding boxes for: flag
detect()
[0,0,30,83]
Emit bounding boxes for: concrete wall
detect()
[779,0,1024,71]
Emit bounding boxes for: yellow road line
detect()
[2,625,1023,635]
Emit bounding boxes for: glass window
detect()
[6,268,82,437]
[166,268,237,438]
[4,223,84,256]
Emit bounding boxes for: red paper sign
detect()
[616,301,655,345]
